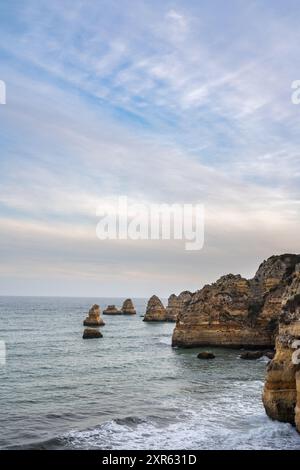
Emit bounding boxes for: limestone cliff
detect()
[165,291,193,322]
[172,254,300,348]
[263,269,300,431]
[83,304,105,326]
[143,295,166,322]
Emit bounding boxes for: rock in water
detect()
[263,269,300,431]
[172,254,300,349]
[83,304,105,326]
[265,350,275,360]
[240,351,264,360]
[82,328,103,339]
[143,295,166,321]
[121,299,136,315]
[197,352,215,359]
[103,305,121,315]
[165,291,193,322]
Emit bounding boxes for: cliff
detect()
[263,269,300,431]
[172,254,300,348]
[165,291,193,322]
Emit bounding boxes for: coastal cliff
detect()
[172,254,300,348]
[165,291,193,322]
[263,269,300,431]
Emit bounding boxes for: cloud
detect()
[0,0,300,295]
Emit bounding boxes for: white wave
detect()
[62,412,300,450]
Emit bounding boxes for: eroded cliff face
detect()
[143,295,166,321]
[263,270,300,431]
[172,254,300,348]
[165,291,193,322]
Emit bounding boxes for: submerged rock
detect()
[172,254,300,349]
[240,351,264,360]
[103,305,121,315]
[83,304,105,326]
[263,270,300,431]
[143,295,166,321]
[82,328,103,339]
[197,352,215,359]
[265,350,275,360]
[121,299,136,315]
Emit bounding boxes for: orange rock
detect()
[83,304,105,326]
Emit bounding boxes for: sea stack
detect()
[143,295,166,321]
[172,254,300,349]
[83,328,103,339]
[103,305,121,315]
[166,291,193,322]
[263,267,300,431]
[121,299,136,315]
[83,304,105,326]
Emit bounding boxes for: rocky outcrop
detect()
[172,254,300,349]
[121,299,136,315]
[239,350,274,360]
[83,304,105,326]
[263,269,300,430]
[103,305,121,315]
[265,351,275,360]
[166,291,193,322]
[240,351,265,360]
[83,328,103,339]
[197,352,215,359]
[143,295,166,322]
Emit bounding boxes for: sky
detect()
[0,0,300,297]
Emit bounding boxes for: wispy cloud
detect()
[0,0,300,295]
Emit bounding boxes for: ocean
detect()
[1,296,299,450]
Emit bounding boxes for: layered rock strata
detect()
[121,299,136,315]
[103,305,121,315]
[263,269,300,431]
[83,304,105,326]
[172,254,300,348]
[165,291,193,322]
[143,295,166,321]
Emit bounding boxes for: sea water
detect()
[0,296,299,450]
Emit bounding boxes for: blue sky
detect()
[0,0,299,297]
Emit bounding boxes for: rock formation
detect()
[103,305,121,315]
[121,299,136,315]
[165,291,193,322]
[197,352,215,359]
[83,304,105,326]
[172,254,300,348]
[240,351,265,360]
[143,295,167,322]
[239,350,274,360]
[83,328,103,339]
[263,268,300,431]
